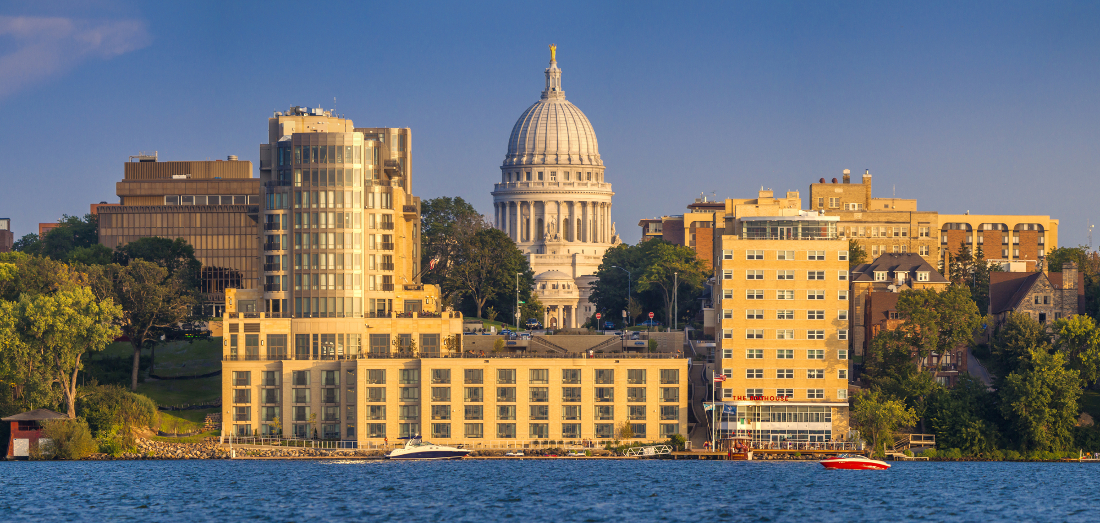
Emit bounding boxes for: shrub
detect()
[903,449,913,457]
[666,433,686,451]
[39,418,97,460]
[78,384,158,453]
[942,448,962,460]
[1003,450,1021,461]
[987,449,1004,461]
[922,448,938,459]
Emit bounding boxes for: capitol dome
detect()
[503,49,602,167]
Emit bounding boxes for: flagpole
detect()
[711,371,716,452]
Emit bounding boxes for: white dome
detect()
[503,54,601,167]
[534,270,574,281]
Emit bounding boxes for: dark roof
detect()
[988,272,1042,314]
[851,253,949,283]
[867,292,900,326]
[2,409,67,422]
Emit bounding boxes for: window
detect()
[828,197,840,208]
[562,387,582,402]
[839,369,848,379]
[920,245,930,256]
[746,250,764,260]
[807,290,825,300]
[746,369,763,379]
[562,423,581,439]
[725,309,735,319]
[807,389,824,399]
[919,227,930,238]
[464,405,483,420]
[529,405,549,421]
[807,310,825,320]
[722,368,733,378]
[595,406,614,421]
[777,349,794,359]
[399,369,419,384]
[464,423,483,438]
[776,329,794,340]
[745,389,763,397]
[366,388,385,402]
[777,310,794,320]
[497,369,516,384]
[496,387,516,403]
[722,329,733,339]
[808,349,824,359]
[746,329,764,339]
[777,389,794,398]
[777,290,794,300]
[746,270,764,280]
[839,290,849,300]
[777,250,795,261]
[838,389,848,399]
[747,289,764,300]
[776,369,794,379]
[838,310,848,320]
[430,369,451,384]
[839,270,848,281]
[661,388,679,402]
[722,349,733,359]
[625,387,647,403]
[595,387,614,402]
[722,249,733,260]
[660,369,679,384]
[400,387,419,401]
[431,387,450,402]
[399,405,419,421]
[529,423,549,439]
[561,369,581,384]
[660,406,679,421]
[497,423,516,438]
[431,405,450,420]
[839,250,849,261]
[839,349,848,360]
[431,423,450,439]
[530,387,549,402]
[807,271,825,280]
[723,270,733,280]
[807,369,825,379]
[595,369,614,384]
[529,369,549,384]
[808,250,825,261]
[464,387,483,402]
[628,369,646,384]
[838,329,848,340]
[628,405,647,421]
[917,272,929,282]
[777,270,794,280]
[746,349,763,359]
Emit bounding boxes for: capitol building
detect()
[491,46,621,329]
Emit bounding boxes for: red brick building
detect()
[4,409,66,459]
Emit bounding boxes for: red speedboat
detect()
[820,455,891,470]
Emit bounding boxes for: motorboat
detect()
[820,455,891,470]
[566,451,586,457]
[386,436,471,460]
[504,451,524,457]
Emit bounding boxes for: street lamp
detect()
[610,265,632,327]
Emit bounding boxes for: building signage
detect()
[731,395,791,402]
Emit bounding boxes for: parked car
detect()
[603,321,615,330]
[638,319,661,327]
[525,318,542,329]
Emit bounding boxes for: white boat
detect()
[386,436,471,460]
[820,455,891,470]
[505,451,524,457]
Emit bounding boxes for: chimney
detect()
[863,169,872,209]
[1062,261,1079,314]
[843,169,851,184]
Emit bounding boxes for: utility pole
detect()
[611,265,632,327]
[673,271,678,331]
[516,272,520,330]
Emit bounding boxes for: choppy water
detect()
[1,459,1096,522]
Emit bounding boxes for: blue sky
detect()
[2,1,1098,247]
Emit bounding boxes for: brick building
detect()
[988,262,1084,328]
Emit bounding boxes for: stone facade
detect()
[989,262,1083,328]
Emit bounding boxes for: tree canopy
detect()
[589,240,708,328]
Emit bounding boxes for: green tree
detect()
[1000,349,1081,452]
[895,285,981,373]
[590,240,707,328]
[114,237,202,289]
[446,228,535,320]
[420,197,487,306]
[12,234,41,254]
[3,286,123,417]
[635,241,709,328]
[39,214,100,261]
[926,375,1000,456]
[88,261,195,391]
[589,244,644,325]
[848,239,867,270]
[851,389,918,457]
[66,244,114,266]
[990,312,1052,381]
[77,384,157,451]
[1052,314,1100,387]
[0,254,84,302]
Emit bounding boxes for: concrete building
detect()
[713,199,851,444]
[0,218,12,253]
[491,46,621,329]
[97,153,260,315]
[849,253,950,358]
[809,169,940,266]
[638,197,722,269]
[988,262,1084,329]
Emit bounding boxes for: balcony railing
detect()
[380,263,395,271]
[263,242,284,251]
[380,242,394,251]
[381,283,395,291]
[402,205,417,213]
[264,284,282,292]
[264,263,282,272]
[264,222,285,231]
[380,222,395,230]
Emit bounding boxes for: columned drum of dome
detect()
[491,46,620,328]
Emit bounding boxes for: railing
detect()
[264,284,282,292]
[223,436,358,449]
[380,263,395,271]
[264,222,285,231]
[263,263,282,272]
[623,445,673,457]
[264,180,293,187]
[381,283,395,291]
[380,222,395,230]
[380,243,395,251]
[402,205,417,213]
[263,242,284,251]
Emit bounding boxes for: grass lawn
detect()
[1080,391,1100,420]
[467,318,521,330]
[137,376,221,406]
[149,338,221,377]
[160,407,219,425]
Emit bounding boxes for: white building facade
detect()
[491,46,620,329]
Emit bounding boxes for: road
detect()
[967,347,994,387]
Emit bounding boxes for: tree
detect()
[88,261,195,391]
[66,244,114,266]
[12,234,41,254]
[39,214,100,261]
[851,389,917,457]
[848,239,867,270]
[926,375,1000,456]
[420,197,488,307]
[3,286,122,418]
[1046,245,1100,318]
[990,312,1052,382]
[635,241,709,328]
[617,421,635,440]
[0,254,84,303]
[1052,314,1100,387]
[1000,349,1081,452]
[590,240,708,328]
[895,285,981,372]
[114,237,202,289]
[446,228,535,320]
[39,418,97,459]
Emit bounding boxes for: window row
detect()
[362,386,680,404]
[503,170,604,183]
[292,145,363,166]
[165,195,257,206]
[730,269,847,281]
[365,422,680,440]
[733,368,848,380]
[724,250,847,262]
[732,309,848,321]
[723,388,848,400]
[741,289,845,301]
[727,348,848,360]
[426,368,678,385]
[727,329,848,341]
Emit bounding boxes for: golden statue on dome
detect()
[549,44,557,62]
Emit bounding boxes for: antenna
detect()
[1089,219,1094,250]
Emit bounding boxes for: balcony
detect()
[381,283,395,291]
[263,242,284,251]
[264,222,285,231]
[380,242,394,251]
[263,263,283,272]
[402,205,417,214]
[380,263,395,271]
[380,222,395,230]
[263,283,282,292]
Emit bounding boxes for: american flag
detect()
[713,373,726,383]
[428,257,440,270]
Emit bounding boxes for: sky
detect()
[1,0,1098,247]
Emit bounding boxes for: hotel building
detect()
[713,192,851,443]
[221,107,687,447]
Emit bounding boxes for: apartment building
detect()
[97,153,260,315]
[713,201,851,444]
[849,253,950,358]
[221,106,689,446]
[938,214,1058,272]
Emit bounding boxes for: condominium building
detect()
[713,199,851,444]
[97,153,260,314]
[938,213,1058,272]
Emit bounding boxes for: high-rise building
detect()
[713,196,851,444]
[491,46,621,328]
[97,153,260,314]
[0,218,12,253]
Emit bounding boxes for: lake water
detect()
[1,459,1096,522]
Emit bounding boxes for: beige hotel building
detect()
[713,191,851,443]
[221,106,687,447]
